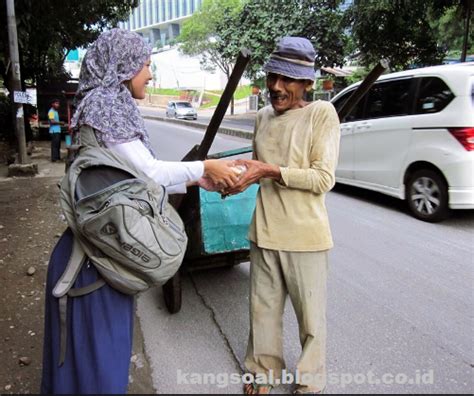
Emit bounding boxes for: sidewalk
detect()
[0,104,254,392]
[0,141,154,394]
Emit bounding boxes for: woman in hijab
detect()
[41,28,237,394]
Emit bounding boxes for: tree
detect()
[179,0,346,113]
[179,0,242,76]
[0,0,138,92]
[429,1,473,60]
[231,0,347,80]
[179,0,242,73]
[345,0,472,70]
[178,0,243,114]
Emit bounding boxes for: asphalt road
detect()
[139,106,256,132]
[139,119,474,394]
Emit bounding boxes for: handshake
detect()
[198,158,263,196]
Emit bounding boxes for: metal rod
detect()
[206,146,253,159]
[195,49,251,160]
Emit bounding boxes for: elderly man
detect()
[227,37,340,394]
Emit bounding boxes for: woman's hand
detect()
[202,159,240,188]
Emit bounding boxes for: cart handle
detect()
[337,59,389,121]
[180,49,251,163]
[206,146,253,159]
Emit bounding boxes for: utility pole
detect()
[6,0,28,164]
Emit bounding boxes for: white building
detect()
[150,46,231,91]
[119,0,243,90]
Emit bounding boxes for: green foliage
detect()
[429,5,474,57]
[230,0,346,79]
[167,38,178,46]
[345,0,472,70]
[0,0,138,89]
[343,67,372,85]
[179,0,346,84]
[0,93,13,140]
[178,0,243,76]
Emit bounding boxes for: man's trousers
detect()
[50,133,61,161]
[244,243,328,391]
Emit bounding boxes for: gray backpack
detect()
[53,126,187,364]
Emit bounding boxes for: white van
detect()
[331,63,474,222]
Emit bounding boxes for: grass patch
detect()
[145,85,253,108]
[201,85,252,108]
[146,87,181,96]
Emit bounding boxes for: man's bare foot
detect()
[243,382,273,394]
[293,385,325,394]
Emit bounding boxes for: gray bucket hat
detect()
[264,37,316,81]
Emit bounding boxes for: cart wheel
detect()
[163,272,182,314]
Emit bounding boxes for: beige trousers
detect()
[244,243,328,391]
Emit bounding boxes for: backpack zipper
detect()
[158,185,185,236]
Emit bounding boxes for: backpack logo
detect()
[101,222,118,235]
[115,233,151,263]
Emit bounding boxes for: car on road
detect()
[166,101,197,120]
[331,62,474,222]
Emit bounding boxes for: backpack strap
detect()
[53,237,106,366]
[53,237,88,298]
[78,125,101,149]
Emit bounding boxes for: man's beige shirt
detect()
[249,100,341,251]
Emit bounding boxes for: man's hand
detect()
[223,159,281,195]
[197,176,224,192]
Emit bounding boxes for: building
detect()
[119,0,203,48]
[118,0,247,91]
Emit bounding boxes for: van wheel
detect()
[406,169,449,222]
[163,272,182,314]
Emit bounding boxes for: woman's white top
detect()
[105,139,204,194]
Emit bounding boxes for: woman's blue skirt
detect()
[41,228,135,394]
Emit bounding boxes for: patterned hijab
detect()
[71,28,153,151]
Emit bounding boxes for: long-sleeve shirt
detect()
[105,139,204,195]
[249,100,341,251]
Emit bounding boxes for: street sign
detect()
[13,90,34,104]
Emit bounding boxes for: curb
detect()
[142,115,253,141]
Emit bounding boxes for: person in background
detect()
[225,37,341,394]
[41,28,237,394]
[48,99,62,162]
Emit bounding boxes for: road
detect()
[139,105,256,132]
[138,119,474,394]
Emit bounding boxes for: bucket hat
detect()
[264,37,316,81]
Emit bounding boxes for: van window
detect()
[415,77,454,114]
[332,89,366,122]
[365,79,412,119]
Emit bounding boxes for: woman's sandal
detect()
[243,381,274,394]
